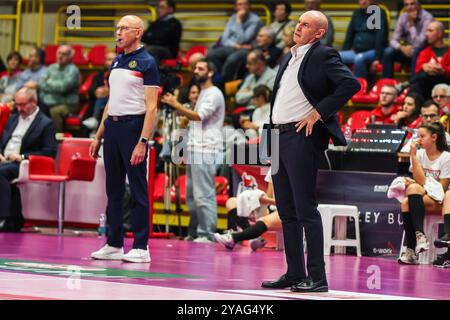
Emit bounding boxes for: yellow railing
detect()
[0,0,43,60]
[176,3,271,44]
[54,4,157,45]
[290,4,391,47]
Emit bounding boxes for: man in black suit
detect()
[261,11,360,292]
[0,87,57,231]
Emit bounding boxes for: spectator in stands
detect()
[39,45,80,132]
[269,1,296,49]
[161,59,225,243]
[339,0,388,78]
[0,51,22,104]
[382,0,433,79]
[206,0,262,82]
[178,82,201,129]
[366,85,400,124]
[421,100,450,144]
[142,0,182,62]
[432,84,450,115]
[15,47,46,92]
[255,27,283,68]
[393,92,424,129]
[0,88,57,232]
[399,122,450,265]
[304,0,334,47]
[239,85,271,137]
[215,169,277,251]
[235,49,276,107]
[281,23,295,56]
[82,51,117,130]
[409,22,450,100]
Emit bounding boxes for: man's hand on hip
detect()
[130,143,146,166]
[295,109,322,136]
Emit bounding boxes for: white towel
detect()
[236,189,267,221]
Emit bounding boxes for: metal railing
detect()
[54,4,157,45]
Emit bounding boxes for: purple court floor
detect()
[0,232,448,300]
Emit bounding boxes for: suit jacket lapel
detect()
[21,112,41,152]
[297,41,320,104]
[270,53,292,123]
[1,115,19,151]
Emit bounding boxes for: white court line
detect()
[220,289,431,300]
[0,272,286,300]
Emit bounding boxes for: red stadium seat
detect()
[79,72,96,96]
[28,138,96,234]
[44,44,59,65]
[180,45,209,67]
[345,110,372,132]
[153,172,168,202]
[0,103,11,139]
[160,50,183,69]
[375,62,402,73]
[352,78,398,104]
[71,45,88,66]
[171,174,187,203]
[88,45,108,66]
[215,176,229,206]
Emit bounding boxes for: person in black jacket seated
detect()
[0,87,57,231]
[142,0,182,62]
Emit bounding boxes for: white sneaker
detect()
[214,233,235,249]
[193,236,215,244]
[122,246,151,263]
[91,244,124,260]
[398,248,419,265]
[249,237,267,251]
[82,117,99,130]
[415,231,429,254]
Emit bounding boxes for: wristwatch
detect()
[139,136,149,145]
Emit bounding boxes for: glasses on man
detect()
[115,26,140,32]
[432,95,449,100]
[422,114,438,119]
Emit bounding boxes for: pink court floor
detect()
[0,232,448,300]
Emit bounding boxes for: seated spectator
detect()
[235,49,276,107]
[382,0,433,79]
[178,83,200,129]
[280,23,295,56]
[214,169,278,251]
[409,22,450,101]
[0,88,57,232]
[39,45,80,132]
[393,92,424,129]
[421,100,450,144]
[207,0,262,82]
[142,0,182,62]
[255,27,283,68]
[398,122,450,265]
[340,0,388,78]
[269,1,296,49]
[239,85,271,137]
[82,51,117,130]
[432,83,450,115]
[304,0,334,47]
[15,46,46,93]
[0,51,22,103]
[366,85,400,124]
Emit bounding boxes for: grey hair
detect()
[58,45,74,59]
[432,83,450,96]
[16,87,38,102]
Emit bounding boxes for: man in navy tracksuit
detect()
[90,15,160,263]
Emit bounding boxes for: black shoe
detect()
[433,252,450,268]
[434,234,450,248]
[290,278,328,293]
[261,274,304,289]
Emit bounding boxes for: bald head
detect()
[430,21,445,32]
[302,10,328,34]
[188,52,205,70]
[294,10,328,45]
[119,15,144,30]
[426,20,445,45]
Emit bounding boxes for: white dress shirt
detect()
[271,43,315,124]
[4,107,40,156]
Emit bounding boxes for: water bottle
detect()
[98,213,106,237]
[344,126,352,150]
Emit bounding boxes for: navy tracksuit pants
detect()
[103,115,149,249]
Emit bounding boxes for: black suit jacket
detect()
[0,110,57,159]
[270,41,360,146]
